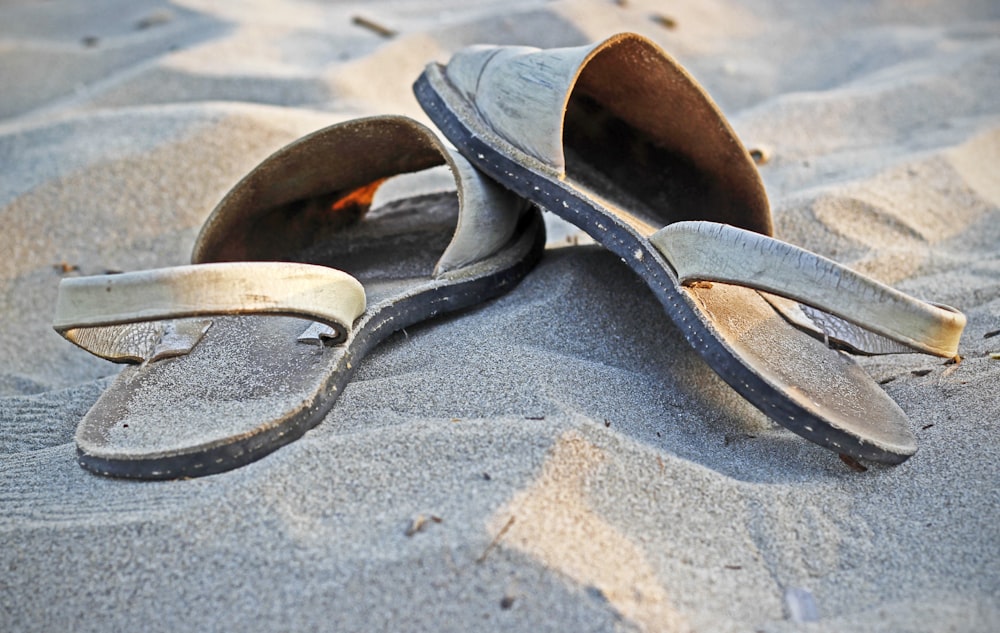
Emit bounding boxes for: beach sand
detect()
[1,1,998,631]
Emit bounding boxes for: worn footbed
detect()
[76,192,545,479]
[415,69,916,463]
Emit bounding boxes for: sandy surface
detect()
[1,0,998,631]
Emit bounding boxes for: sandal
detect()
[53,115,545,479]
[414,33,965,463]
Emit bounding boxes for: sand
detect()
[1,0,998,631]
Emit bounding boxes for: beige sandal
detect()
[415,34,965,463]
[54,115,544,479]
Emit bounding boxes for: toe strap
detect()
[651,221,966,358]
[53,262,366,363]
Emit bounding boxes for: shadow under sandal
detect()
[53,115,545,479]
[415,33,966,464]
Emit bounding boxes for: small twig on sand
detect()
[405,514,443,537]
[838,453,868,473]
[652,14,678,29]
[477,515,515,563]
[352,15,396,38]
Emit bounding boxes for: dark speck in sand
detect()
[911,369,933,377]
[724,433,756,446]
[839,453,868,472]
[585,585,608,603]
[652,14,678,29]
[500,595,515,609]
[81,36,99,47]
[136,10,173,30]
[984,329,1000,339]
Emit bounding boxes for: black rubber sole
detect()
[415,69,915,464]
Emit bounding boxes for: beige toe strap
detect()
[53,262,366,363]
[651,221,966,358]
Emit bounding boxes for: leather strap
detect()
[190,116,525,279]
[438,35,770,235]
[53,262,365,363]
[651,221,965,357]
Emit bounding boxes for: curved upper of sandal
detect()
[193,115,524,276]
[416,34,967,463]
[53,115,544,479]
[54,116,529,365]
[431,32,772,236]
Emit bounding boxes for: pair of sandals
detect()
[54,33,966,479]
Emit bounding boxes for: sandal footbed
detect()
[76,192,545,478]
